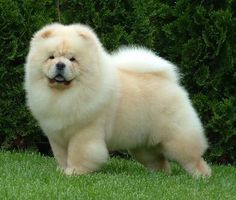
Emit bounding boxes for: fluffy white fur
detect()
[112,47,179,83]
[25,23,211,177]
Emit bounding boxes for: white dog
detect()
[25,23,211,177]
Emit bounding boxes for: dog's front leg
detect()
[65,125,109,175]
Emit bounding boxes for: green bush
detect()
[0,0,235,164]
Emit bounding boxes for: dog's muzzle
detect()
[48,62,72,85]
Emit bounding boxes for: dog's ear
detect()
[78,29,92,40]
[33,23,62,40]
[73,24,102,48]
[40,29,52,38]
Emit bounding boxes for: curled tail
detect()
[111,47,179,83]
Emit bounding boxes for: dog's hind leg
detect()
[161,133,211,177]
[129,146,171,174]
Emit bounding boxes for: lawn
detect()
[0,151,235,200]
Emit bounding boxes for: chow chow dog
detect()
[25,23,211,177]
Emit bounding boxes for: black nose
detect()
[56,62,65,71]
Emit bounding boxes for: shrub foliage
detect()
[0,0,235,164]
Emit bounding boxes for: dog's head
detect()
[25,23,105,89]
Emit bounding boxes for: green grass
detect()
[0,151,235,200]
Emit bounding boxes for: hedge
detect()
[0,0,235,164]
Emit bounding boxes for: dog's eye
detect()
[49,55,55,59]
[70,57,76,62]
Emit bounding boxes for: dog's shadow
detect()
[96,157,184,177]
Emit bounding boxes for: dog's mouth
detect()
[48,75,72,85]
